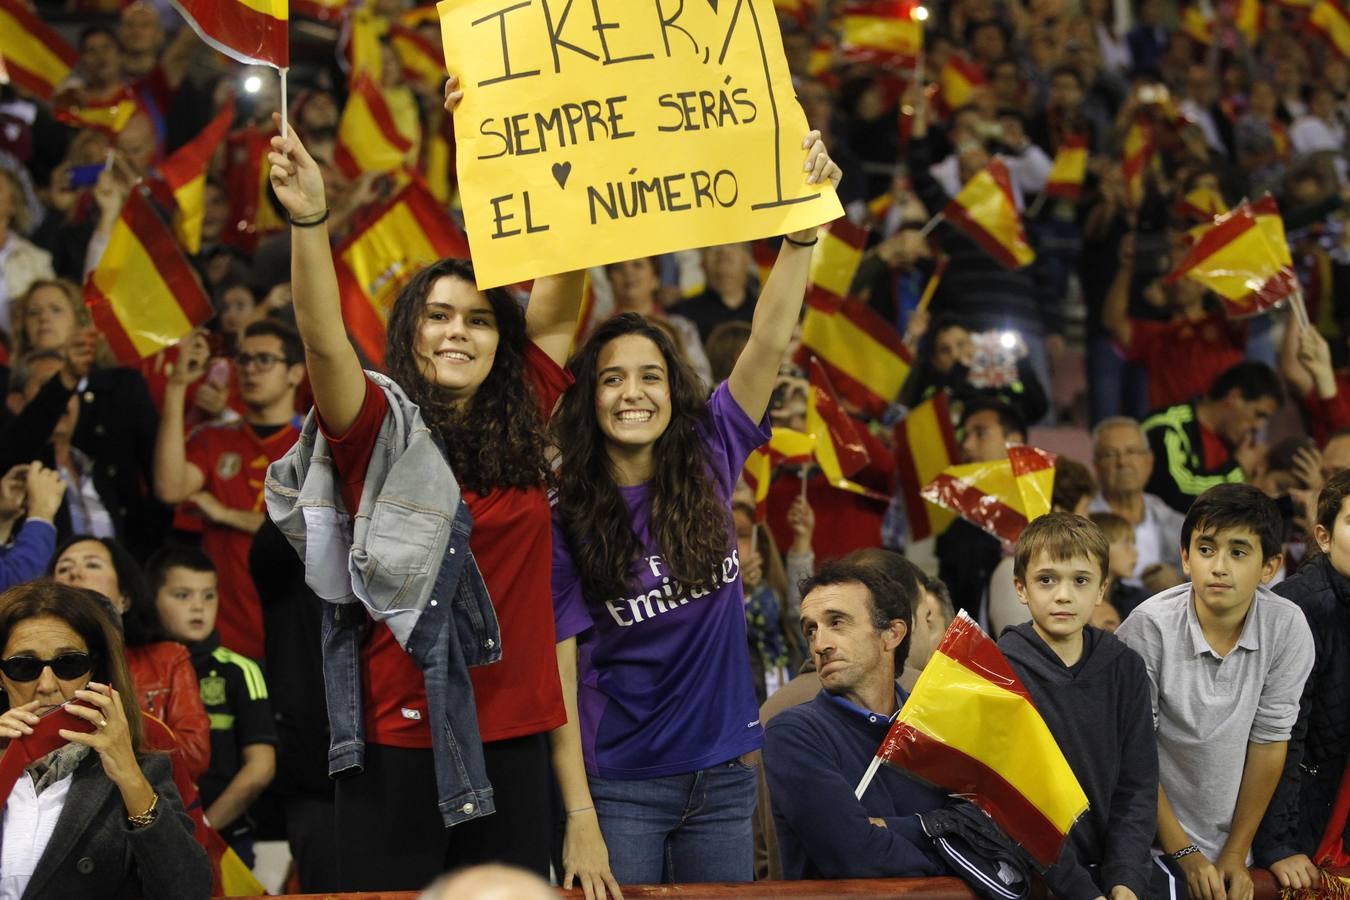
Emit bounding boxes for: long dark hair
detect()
[383,258,550,493]
[0,580,145,752]
[554,313,730,601]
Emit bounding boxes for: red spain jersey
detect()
[187,420,300,659]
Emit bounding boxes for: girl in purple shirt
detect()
[549,133,842,893]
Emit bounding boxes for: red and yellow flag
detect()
[223,123,285,253]
[920,444,1057,544]
[292,0,344,22]
[334,179,469,365]
[160,100,235,254]
[743,447,773,521]
[335,71,416,178]
[1173,185,1228,224]
[838,1,923,67]
[85,190,214,364]
[873,612,1088,867]
[0,0,78,101]
[1044,134,1088,202]
[1121,117,1154,208]
[943,158,1034,270]
[1165,200,1297,317]
[939,54,985,111]
[55,96,139,135]
[170,0,288,68]
[806,357,887,499]
[1311,0,1350,57]
[389,23,446,95]
[1252,194,1294,268]
[798,291,912,418]
[893,392,959,542]
[808,218,868,299]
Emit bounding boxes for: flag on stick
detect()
[1121,118,1154,208]
[808,219,868,300]
[893,392,959,541]
[1310,0,1350,57]
[939,54,985,111]
[798,291,912,417]
[0,0,78,100]
[335,71,416,178]
[921,445,1056,544]
[160,100,235,253]
[859,612,1089,867]
[55,97,139,135]
[170,0,288,69]
[838,1,923,67]
[942,158,1035,269]
[1165,201,1297,318]
[1043,134,1088,202]
[85,190,214,363]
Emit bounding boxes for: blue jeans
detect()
[589,758,759,885]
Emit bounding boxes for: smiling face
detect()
[53,540,127,613]
[1182,525,1281,619]
[0,616,92,715]
[413,276,500,401]
[155,566,218,644]
[593,333,673,455]
[23,284,77,351]
[1015,550,1105,653]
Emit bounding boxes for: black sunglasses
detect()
[0,653,95,682]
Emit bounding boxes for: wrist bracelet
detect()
[1169,845,1200,861]
[289,208,330,228]
[566,805,595,816]
[783,235,819,248]
[127,792,160,828]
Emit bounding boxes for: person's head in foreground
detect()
[798,559,915,713]
[1314,471,1350,577]
[419,864,555,900]
[1013,513,1109,662]
[1180,483,1284,619]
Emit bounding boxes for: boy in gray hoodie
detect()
[998,512,1158,900]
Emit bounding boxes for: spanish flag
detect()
[1235,0,1263,44]
[421,111,457,205]
[160,100,235,254]
[939,54,986,112]
[752,239,779,288]
[55,96,139,135]
[869,612,1088,867]
[1043,134,1088,202]
[1310,0,1350,57]
[335,71,416,178]
[170,0,288,69]
[1180,5,1213,44]
[1165,201,1297,317]
[920,444,1057,544]
[1121,117,1154,208]
[0,0,78,101]
[838,1,923,67]
[334,179,469,365]
[808,219,868,299]
[942,158,1035,270]
[1173,185,1228,224]
[743,447,773,521]
[807,39,834,77]
[389,23,446,95]
[806,357,880,497]
[798,291,912,418]
[768,427,816,468]
[223,123,285,253]
[1252,194,1294,268]
[292,0,344,22]
[85,189,214,364]
[893,392,958,542]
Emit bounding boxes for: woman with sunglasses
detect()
[50,536,210,784]
[0,580,210,899]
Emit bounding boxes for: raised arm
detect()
[267,113,367,434]
[153,332,209,504]
[727,132,842,422]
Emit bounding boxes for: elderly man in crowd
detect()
[1088,417,1186,594]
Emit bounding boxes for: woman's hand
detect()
[0,699,42,742]
[267,113,327,220]
[784,131,843,246]
[59,683,143,789]
[562,809,623,900]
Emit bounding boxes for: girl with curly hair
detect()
[265,77,585,890]
[549,133,842,890]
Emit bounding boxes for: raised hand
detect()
[168,332,211,387]
[267,112,327,220]
[24,463,66,523]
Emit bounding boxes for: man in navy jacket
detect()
[763,560,948,879]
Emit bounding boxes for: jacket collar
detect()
[1182,586,1263,658]
[9,754,115,898]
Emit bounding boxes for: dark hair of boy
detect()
[1206,361,1284,406]
[1317,470,1350,535]
[798,559,915,669]
[1014,512,1110,584]
[243,319,304,365]
[145,544,217,596]
[1180,483,1284,561]
[922,575,956,621]
[1089,511,1134,545]
[960,397,1027,442]
[1052,458,1096,513]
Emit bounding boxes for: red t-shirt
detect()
[322,343,570,748]
[1198,420,1231,473]
[1126,312,1245,410]
[186,420,300,659]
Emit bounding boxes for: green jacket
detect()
[1141,402,1244,514]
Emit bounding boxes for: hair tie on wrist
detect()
[784,235,819,248]
[289,208,330,228]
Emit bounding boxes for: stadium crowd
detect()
[0,0,1349,897]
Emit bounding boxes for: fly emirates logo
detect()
[604,552,740,627]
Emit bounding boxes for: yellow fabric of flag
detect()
[335,71,416,178]
[1311,0,1350,57]
[161,101,235,254]
[0,0,78,100]
[808,220,867,299]
[943,158,1034,269]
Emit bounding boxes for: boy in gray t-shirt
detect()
[1117,484,1314,900]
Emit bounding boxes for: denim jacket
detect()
[264,371,501,826]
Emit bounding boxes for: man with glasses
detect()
[1088,417,1185,594]
[153,320,306,660]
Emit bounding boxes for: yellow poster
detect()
[437,0,844,288]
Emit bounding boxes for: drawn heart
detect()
[552,162,572,189]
